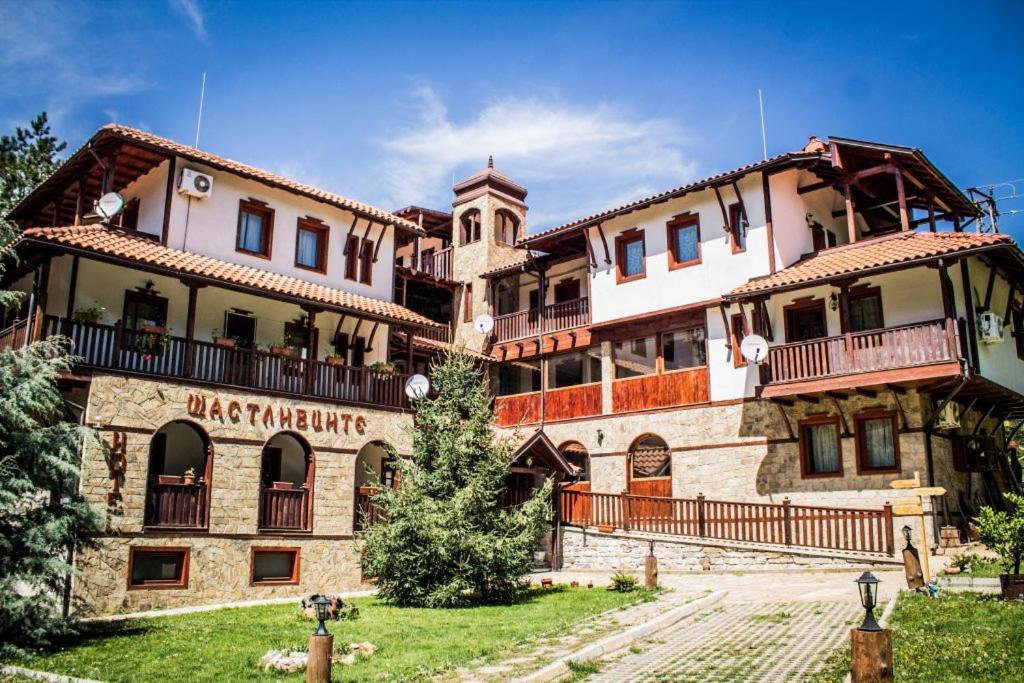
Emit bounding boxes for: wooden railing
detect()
[765,319,957,385]
[259,487,310,530]
[611,367,709,413]
[558,489,894,556]
[417,247,453,281]
[145,482,207,528]
[41,316,410,410]
[354,490,384,531]
[0,319,28,352]
[416,325,451,343]
[494,382,602,426]
[493,297,590,343]
[500,486,536,508]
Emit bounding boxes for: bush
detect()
[610,570,639,592]
[974,492,1024,576]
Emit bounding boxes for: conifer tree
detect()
[1,112,66,250]
[360,351,550,607]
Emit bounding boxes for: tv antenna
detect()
[194,71,207,149]
[758,89,768,161]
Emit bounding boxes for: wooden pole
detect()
[844,184,857,243]
[894,171,910,232]
[850,628,894,683]
[644,541,658,589]
[306,633,333,683]
[917,512,932,584]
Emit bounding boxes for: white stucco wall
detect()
[956,255,1024,395]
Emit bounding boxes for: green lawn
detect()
[6,587,652,682]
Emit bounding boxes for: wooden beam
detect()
[183,282,199,377]
[161,156,176,245]
[797,179,834,195]
[842,162,899,186]
[372,225,387,263]
[363,321,380,352]
[855,387,877,398]
[890,387,909,430]
[713,185,730,237]
[894,170,910,231]
[719,304,733,359]
[843,184,857,243]
[825,391,849,400]
[343,218,360,255]
[774,401,794,440]
[594,223,612,265]
[1003,282,1017,330]
[797,394,820,404]
[64,255,79,320]
[832,397,851,437]
[582,228,598,269]
[762,171,777,274]
[927,196,936,232]
[730,180,749,233]
[960,258,980,372]
[982,265,997,311]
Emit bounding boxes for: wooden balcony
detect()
[493,297,590,343]
[494,382,602,427]
[144,481,207,529]
[41,316,411,410]
[403,247,453,282]
[0,319,28,352]
[258,486,310,531]
[761,319,962,397]
[354,487,384,531]
[611,367,709,413]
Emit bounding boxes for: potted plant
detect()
[368,361,397,376]
[183,467,196,485]
[270,334,296,357]
[157,474,181,485]
[974,492,1024,599]
[138,327,171,360]
[71,305,104,324]
[271,481,294,490]
[325,353,345,366]
[141,321,166,335]
[212,329,236,348]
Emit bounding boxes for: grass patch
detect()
[5,587,652,682]
[566,659,603,680]
[889,591,1024,682]
[960,557,1006,578]
[749,611,792,624]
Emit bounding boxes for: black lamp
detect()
[855,572,882,632]
[311,594,331,636]
[902,524,913,548]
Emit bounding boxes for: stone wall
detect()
[75,374,414,614]
[559,527,900,573]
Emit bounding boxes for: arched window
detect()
[145,420,212,529]
[559,441,590,481]
[259,432,314,531]
[354,441,396,531]
[628,434,671,497]
[460,209,482,245]
[494,209,520,245]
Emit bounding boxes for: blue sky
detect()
[2,0,1022,237]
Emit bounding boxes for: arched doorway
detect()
[559,441,590,482]
[627,434,671,497]
[354,441,396,531]
[145,420,212,529]
[558,441,591,525]
[259,432,314,531]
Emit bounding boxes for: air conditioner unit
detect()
[177,169,213,198]
[978,311,1004,344]
[935,401,961,431]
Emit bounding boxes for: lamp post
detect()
[849,573,893,683]
[645,539,658,589]
[307,595,333,683]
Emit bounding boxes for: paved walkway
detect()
[589,600,861,682]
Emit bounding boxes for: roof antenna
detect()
[488,155,494,169]
[758,89,768,161]
[194,71,207,149]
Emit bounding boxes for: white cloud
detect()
[377,86,697,228]
[169,0,208,42]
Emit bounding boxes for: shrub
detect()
[610,570,639,592]
[974,492,1024,576]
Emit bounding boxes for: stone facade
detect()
[75,374,413,615]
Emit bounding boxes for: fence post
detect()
[621,490,631,531]
[112,320,124,369]
[697,493,706,538]
[883,502,895,556]
[783,497,793,546]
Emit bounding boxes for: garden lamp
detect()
[855,572,881,632]
[901,524,913,547]
[311,594,331,636]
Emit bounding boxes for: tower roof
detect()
[452,157,528,208]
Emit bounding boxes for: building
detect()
[2,126,1023,613]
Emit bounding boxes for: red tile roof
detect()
[728,231,1015,298]
[19,226,442,329]
[479,249,536,278]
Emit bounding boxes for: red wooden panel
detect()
[494,392,542,427]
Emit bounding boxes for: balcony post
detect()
[28,257,51,344]
[304,308,318,396]
[843,184,857,243]
[782,497,793,545]
[183,281,201,378]
[64,255,80,324]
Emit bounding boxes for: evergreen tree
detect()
[360,351,550,607]
[0,114,101,654]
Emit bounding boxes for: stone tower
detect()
[450,157,528,352]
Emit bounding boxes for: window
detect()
[463,283,473,322]
[120,198,140,231]
[855,411,900,473]
[731,313,748,368]
[547,349,602,389]
[460,210,481,245]
[553,278,580,304]
[495,359,541,396]
[799,417,842,477]
[667,213,700,269]
[847,288,883,333]
[344,234,360,281]
[495,209,519,244]
[615,229,646,283]
[122,289,168,332]
[359,239,375,284]
[250,548,300,585]
[283,320,316,358]
[351,336,366,367]
[224,311,256,348]
[128,547,189,589]
[236,199,274,258]
[728,203,747,253]
[784,299,827,342]
[294,219,328,273]
[613,335,657,378]
[630,435,671,479]
[812,224,838,251]
[612,325,707,379]
[662,326,707,371]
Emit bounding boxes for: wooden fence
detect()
[558,489,894,556]
[258,487,310,531]
[145,482,207,528]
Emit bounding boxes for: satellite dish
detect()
[404,373,431,400]
[95,192,125,220]
[474,313,495,335]
[740,334,770,364]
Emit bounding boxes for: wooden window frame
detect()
[235,198,275,259]
[854,409,902,475]
[495,209,519,245]
[359,238,374,285]
[122,288,169,331]
[615,228,647,284]
[344,234,360,281]
[783,297,827,343]
[460,209,482,246]
[463,283,473,323]
[845,285,885,334]
[249,546,301,586]
[612,322,708,379]
[728,202,746,254]
[798,415,844,479]
[127,546,190,590]
[294,217,329,274]
[120,197,141,231]
[731,313,748,368]
[666,213,701,270]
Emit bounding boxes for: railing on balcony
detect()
[145,481,207,528]
[765,319,958,385]
[415,324,451,343]
[259,486,310,531]
[408,247,453,281]
[493,297,590,343]
[354,488,384,531]
[0,319,28,352]
[41,316,411,409]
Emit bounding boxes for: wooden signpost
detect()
[888,472,945,586]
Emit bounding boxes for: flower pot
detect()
[141,324,166,334]
[158,474,181,485]
[183,475,196,485]
[271,481,294,490]
[271,345,295,357]
[999,574,1024,600]
[597,524,614,534]
[77,314,100,325]
[214,337,236,348]
[325,356,345,366]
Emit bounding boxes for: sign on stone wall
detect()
[186,393,366,434]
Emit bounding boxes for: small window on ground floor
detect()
[547,349,601,389]
[855,411,900,473]
[251,547,300,585]
[129,547,189,589]
[800,417,842,477]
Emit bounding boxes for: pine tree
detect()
[0,112,66,253]
[360,351,550,607]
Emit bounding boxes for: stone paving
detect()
[588,600,861,683]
